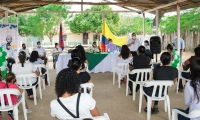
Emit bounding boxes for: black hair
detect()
[198,44,200,47]
[55,43,58,48]
[6,72,16,88]
[92,42,96,45]
[71,49,82,59]
[120,45,130,60]
[37,41,41,45]
[194,47,200,57]
[18,51,26,67]
[55,68,81,97]
[190,60,200,103]
[76,45,87,62]
[167,44,173,51]
[144,40,149,45]
[29,51,39,63]
[22,43,25,47]
[108,38,112,42]
[160,52,171,65]
[137,46,146,54]
[132,33,136,35]
[70,58,82,71]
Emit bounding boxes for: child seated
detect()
[0,71,32,120]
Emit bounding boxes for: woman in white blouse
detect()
[116,45,133,84]
[53,43,62,69]
[175,59,200,120]
[12,51,40,99]
[50,68,100,119]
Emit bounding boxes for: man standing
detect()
[127,33,141,56]
[4,43,15,71]
[34,41,48,65]
[172,35,185,65]
[19,43,30,60]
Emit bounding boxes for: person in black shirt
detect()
[70,58,92,83]
[129,46,151,95]
[143,52,178,114]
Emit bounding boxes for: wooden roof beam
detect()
[0,6,17,14]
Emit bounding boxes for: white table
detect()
[56,53,118,74]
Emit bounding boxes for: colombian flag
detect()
[101,20,128,52]
[59,22,64,50]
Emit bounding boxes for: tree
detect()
[7,4,70,43]
[68,5,120,34]
[117,15,153,35]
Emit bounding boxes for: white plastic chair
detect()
[177,68,190,93]
[68,113,110,120]
[172,108,200,120]
[34,64,50,89]
[139,81,174,120]
[126,68,152,101]
[0,89,27,120]
[113,62,129,88]
[80,83,94,97]
[84,63,89,72]
[16,73,42,105]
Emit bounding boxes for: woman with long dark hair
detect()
[29,51,43,64]
[116,45,133,84]
[12,51,40,99]
[175,60,200,120]
[76,45,88,65]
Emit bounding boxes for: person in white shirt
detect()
[91,42,100,52]
[4,43,15,72]
[19,43,30,60]
[174,59,200,120]
[52,43,62,69]
[50,68,100,119]
[34,41,48,65]
[144,40,150,50]
[12,51,40,99]
[127,33,141,56]
[116,45,133,83]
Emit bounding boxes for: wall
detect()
[43,33,102,46]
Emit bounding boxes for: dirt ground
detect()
[3,51,194,120]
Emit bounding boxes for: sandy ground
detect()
[2,51,194,120]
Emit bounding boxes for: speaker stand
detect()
[155,54,158,62]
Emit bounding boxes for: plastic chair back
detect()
[16,73,37,89]
[80,83,94,97]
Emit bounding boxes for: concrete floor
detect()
[3,51,194,120]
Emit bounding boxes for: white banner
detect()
[0,24,19,49]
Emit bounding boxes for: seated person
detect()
[68,49,86,71]
[91,42,100,52]
[34,41,48,65]
[143,52,178,114]
[117,45,132,84]
[4,43,15,72]
[144,40,150,50]
[50,68,100,119]
[106,38,116,52]
[29,51,48,85]
[0,72,32,119]
[179,47,200,92]
[19,43,30,60]
[12,51,40,99]
[76,45,88,66]
[128,46,151,95]
[167,44,174,61]
[70,58,92,83]
[174,60,200,120]
[52,43,62,69]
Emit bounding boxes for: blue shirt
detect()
[173,38,185,50]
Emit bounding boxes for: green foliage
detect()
[117,15,153,35]
[68,5,120,34]
[160,7,200,33]
[8,4,70,42]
